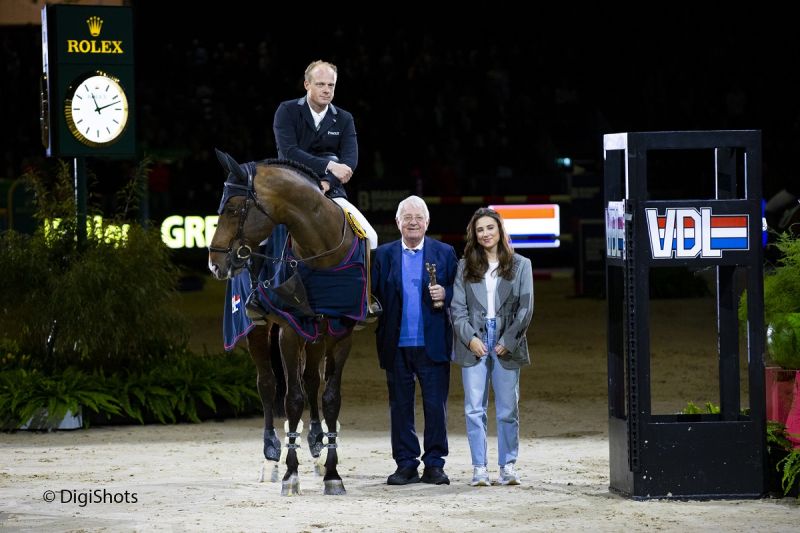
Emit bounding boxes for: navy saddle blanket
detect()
[223,269,256,351]
[222,223,290,351]
[223,225,367,348]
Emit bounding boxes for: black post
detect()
[604,130,765,499]
[74,156,87,247]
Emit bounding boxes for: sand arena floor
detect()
[1,278,797,532]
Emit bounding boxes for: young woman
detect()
[451,207,534,486]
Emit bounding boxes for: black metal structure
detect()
[604,130,766,499]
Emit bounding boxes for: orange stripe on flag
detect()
[493,206,556,219]
[711,216,748,228]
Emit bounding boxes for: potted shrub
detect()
[760,233,800,447]
[741,231,800,496]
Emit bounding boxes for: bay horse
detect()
[208,150,364,496]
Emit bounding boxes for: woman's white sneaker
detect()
[470,466,491,486]
[497,463,520,485]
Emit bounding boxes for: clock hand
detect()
[90,93,101,113]
[95,100,121,112]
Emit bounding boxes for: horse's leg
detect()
[246,324,280,483]
[279,327,305,496]
[269,323,286,418]
[304,341,325,460]
[320,331,353,495]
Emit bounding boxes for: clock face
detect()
[64,72,129,147]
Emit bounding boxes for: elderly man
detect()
[371,195,458,485]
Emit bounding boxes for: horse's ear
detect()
[215,148,231,175]
[215,149,246,182]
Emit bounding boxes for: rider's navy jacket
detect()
[273,96,357,200]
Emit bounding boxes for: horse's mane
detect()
[256,158,321,189]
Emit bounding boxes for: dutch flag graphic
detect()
[656,215,748,251]
[707,215,749,250]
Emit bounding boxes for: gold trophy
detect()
[425,262,444,309]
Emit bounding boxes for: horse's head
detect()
[207,150,276,280]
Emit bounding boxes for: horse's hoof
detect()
[323,479,346,495]
[259,461,279,483]
[281,474,301,496]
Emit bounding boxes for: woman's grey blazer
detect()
[450,253,534,369]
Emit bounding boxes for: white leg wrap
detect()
[315,422,341,471]
[279,444,289,464]
[283,419,304,434]
[320,420,341,433]
[282,420,304,463]
[259,460,279,483]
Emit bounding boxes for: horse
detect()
[208,150,365,496]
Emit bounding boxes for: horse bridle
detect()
[207,181,276,269]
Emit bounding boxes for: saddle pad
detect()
[256,233,367,342]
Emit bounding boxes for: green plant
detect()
[0,368,121,430]
[741,232,800,369]
[0,351,260,429]
[0,160,189,373]
[777,449,800,497]
[102,353,259,424]
[680,401,721,415]
[767,421,800,498]
[767,420,793,451]
[766,314,800,370]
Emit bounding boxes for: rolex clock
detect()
[42,5,135,157]
[64,71,129,147]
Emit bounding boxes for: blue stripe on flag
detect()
[512,234,559,243]
[711,237,748,249]
[672,238,695,250]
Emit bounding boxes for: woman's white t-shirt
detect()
[485,261,499,319]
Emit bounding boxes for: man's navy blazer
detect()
[273,96,357,198]
[371,237,458,370]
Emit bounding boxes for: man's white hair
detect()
[396,195,430,222]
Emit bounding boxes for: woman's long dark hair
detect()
[463,207,515,282]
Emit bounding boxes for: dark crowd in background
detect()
[2,8,799,222]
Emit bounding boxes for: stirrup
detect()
[245,290,269,324]
[354,297,382,331]
[366,296,382,321]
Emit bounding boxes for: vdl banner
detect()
[607,200,766,262]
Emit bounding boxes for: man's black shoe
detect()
[421,466,450,485]
[387,467,420,485]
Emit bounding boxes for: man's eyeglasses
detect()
[400,215,425,224]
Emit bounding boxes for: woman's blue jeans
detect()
[461,318,520,467]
